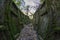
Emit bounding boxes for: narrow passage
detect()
[17,23,38,40]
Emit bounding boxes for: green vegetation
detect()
[33,0,60,40]
[0,0,60,40]
[0,0,31,40]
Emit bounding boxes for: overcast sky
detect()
[20,0,40,16]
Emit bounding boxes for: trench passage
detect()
[17,23,39,40]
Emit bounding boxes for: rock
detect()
[17,23,38,40]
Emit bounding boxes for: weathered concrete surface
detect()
[17,23,38,40]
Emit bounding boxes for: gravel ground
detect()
[17,23,38,40]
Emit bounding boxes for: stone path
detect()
[17,23,38,40]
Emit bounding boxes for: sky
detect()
[14,0,41,19]
[20,0,40,16]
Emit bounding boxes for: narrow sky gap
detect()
[20,0,40,16]
[13,0,41,19]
